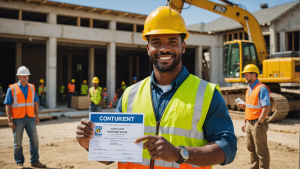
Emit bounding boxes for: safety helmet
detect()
[40,79,44,83]
[104,87,107,91]
[16,66,31,76]
[133,76,137,80]
[83,80,87,84]
[142,6,189,41]
[71,79,75,83]
[92,77,99,83]
[242,64,259,74]
[121,81,125,85]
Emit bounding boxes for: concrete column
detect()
[133,24,137,32]
[136,56,140,80]
[279,31,286,52]
[209,46,223,85]
[109,20,116,30]
[269,24,277,54]
[47,13,57,24]
[46,37,57,108]
[128,56,133,85]
[195,46,203,79]
[88,48,95,87]
[77,17,81,26]
[18,10,22,20]
[15,42,22,81]
[68,54,72,82]
[89,18,93,28]
[59,55,63,83]
[107,42,116,103]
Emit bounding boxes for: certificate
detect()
[88,112,144,162]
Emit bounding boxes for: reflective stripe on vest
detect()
[10,83,35,119]
[245,83,271,120]
[68,83,75,92]
[90,87,102,105]
[121,75,219,169]
[81,84,88,95]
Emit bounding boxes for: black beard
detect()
[149,51,182,72]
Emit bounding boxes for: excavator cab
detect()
[224,40,259,82]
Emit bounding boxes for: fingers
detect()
[77,124,94,135]
[134,135,159,143]
[143,139,158,149]
[81,118,95,128]
[76,129,93,138]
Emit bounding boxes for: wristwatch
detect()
[175,146,189,164]
[258,121,262,125]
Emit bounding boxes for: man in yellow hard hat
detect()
[68,79,75,108]
[88,77,104,112]
[81,80,88,96]
[59,82,65,104]
[238,64,271,169]
[38,79,46,109]
[76,6,236,168]
[119,81,127,96]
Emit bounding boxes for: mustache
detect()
[154,52,176,58]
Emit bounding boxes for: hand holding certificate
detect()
[88,113,144,162]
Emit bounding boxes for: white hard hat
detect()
[16,66,31,76]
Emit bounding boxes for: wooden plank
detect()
[69,115,89,119]
[39,115,52,121]
[41,109,62,114]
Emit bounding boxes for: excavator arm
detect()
[168,0,268,64]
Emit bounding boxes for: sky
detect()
[50,0,298,26]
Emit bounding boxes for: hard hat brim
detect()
[16,73,31,76]
[142,29,189,41]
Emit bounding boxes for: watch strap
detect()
[175,146,187,164]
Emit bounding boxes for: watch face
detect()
[182,149,189,158]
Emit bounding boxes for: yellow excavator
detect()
[168,0,300,122]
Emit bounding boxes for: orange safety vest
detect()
[9,83,35,119]
[68,83,75,92]
[245,82,271,120]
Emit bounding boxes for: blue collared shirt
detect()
[248,79,270,107]
[116,66,237,165]
[4,81,39,105]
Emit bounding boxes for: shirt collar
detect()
[249,79,259,89]
[17,81,27,87]
[150,66,190,89]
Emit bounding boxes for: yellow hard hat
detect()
[242,64,259,74]
[71,79,75,83]
[83,80,87,84]
[121,81,125,85]
[142,6,189,41]
[104,87,107,90]
[92,77,99,83]
[40,79,44,83]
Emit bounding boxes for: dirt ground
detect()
[0,114,299,169]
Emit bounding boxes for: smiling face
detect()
[147,34,186,72]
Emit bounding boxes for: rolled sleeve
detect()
[203,89,237,165]
[259,87,270,107]
[4,88,13,105]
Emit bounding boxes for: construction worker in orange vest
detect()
[238,64,271,169]
[38,79,46,109]
[68,79,75,108]
[4,66,46,168]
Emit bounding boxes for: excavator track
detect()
[220,87,291,122]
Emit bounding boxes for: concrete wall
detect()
[275,5,300,32]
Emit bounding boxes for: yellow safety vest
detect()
[120,75,219,169]
[38,85,46,97]
[81,84,88,95]
[89,87,102,105]
[60,85,65,93]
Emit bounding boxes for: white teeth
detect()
[159,57,172,60]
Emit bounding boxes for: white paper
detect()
[88,112,144,162]
[235,98,246,105]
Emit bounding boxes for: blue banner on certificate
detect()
[88,112,144,162]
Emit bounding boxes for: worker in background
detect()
[4,66,46,169]
[120,81,127,96]
[238,64,271,169]
[103,87,107,105]
[81,80,88,96]
[132,76,137,84]
[68,79,75,108]
[88,77,104,112]
[59,82,65,104]
[76,6,236,168]
[38,79,46,109]
[0,82,3,105]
